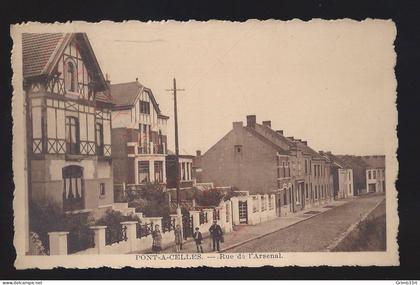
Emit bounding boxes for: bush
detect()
[95,209,141,244]
[196,188,225,207]
[29,200,96,254]
[128,198,148,213]
[123,183,171,217]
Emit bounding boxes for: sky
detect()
[85,20,396,156]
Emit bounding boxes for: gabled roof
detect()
[322,152,351,168]
[110,81,144,107]
[23,33,65,78]
[336,155,370,169]
[110,81,168,118]
[22,33,108,94]
[361,155,385,169]
[254,123,324,159]
[245,126,289,155]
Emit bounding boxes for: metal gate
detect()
[238,201,248,224]
[182,214,194,240]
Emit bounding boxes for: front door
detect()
[368,183,376,193]
[238,201,248,224]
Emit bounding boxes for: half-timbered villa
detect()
[23,33,114,212]
[110,80,169,191]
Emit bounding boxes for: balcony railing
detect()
[137,143,165,155]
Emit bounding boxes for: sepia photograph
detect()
[11,20,399,268]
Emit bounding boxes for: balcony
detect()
[137,142,166,155]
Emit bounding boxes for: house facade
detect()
[362,155,386,193]
[322,152,354,199]
[23,33,114,212]
[110,80,169,189]
[166,153,195,189]
[336,155,369,195]
[198,115,333,217]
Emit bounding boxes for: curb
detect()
[324,196,385,252]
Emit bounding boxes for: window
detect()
[65,60,77,92]
[282,162,286,177]
[181,162,186,181]
[65,116,79,154]
[95,123,104,155]
[138,161,150,183]
[315,186,318,199]
[349,184,352,194]
[62,165,84,211]
[99,183,106,196]
[234,145,242,155]
[305,184,309,199]
[373,170,376,179]
[140,101,150,114]
[154,161,163,183]
[305,160,308,174]
[283,190,288,205]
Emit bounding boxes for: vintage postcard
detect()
[11,20,399,269]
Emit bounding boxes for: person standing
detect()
[152,224,162,253]
[209,220,223,252]
[174,224,183,252]
[193,227,203,253]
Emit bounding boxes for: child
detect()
[193,227,203,253]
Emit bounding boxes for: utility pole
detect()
[166,78,185,207]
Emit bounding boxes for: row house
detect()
[362,155,386,193]
[110,79,169,189]
[23,33,114,212]
[321,152,354,199]
[336,155,369,195]
[197,115,334,219]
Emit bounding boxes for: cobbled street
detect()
[225,194,385,252]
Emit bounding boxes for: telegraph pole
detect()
[166,78,185,207]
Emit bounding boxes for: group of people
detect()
[150,220,224,254]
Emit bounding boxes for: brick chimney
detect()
[302,140,308,145]
[262,120,271,128]
[105,73,111,86]
[233,121,243,130]
[196,150,201,157]
[276,130,284,135]
[287,136,294,140]
[246,115,256,128]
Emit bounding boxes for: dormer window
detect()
[65,60,77,93]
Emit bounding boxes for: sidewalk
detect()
[156,198,354,254]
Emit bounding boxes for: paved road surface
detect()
[225,194,384,252]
